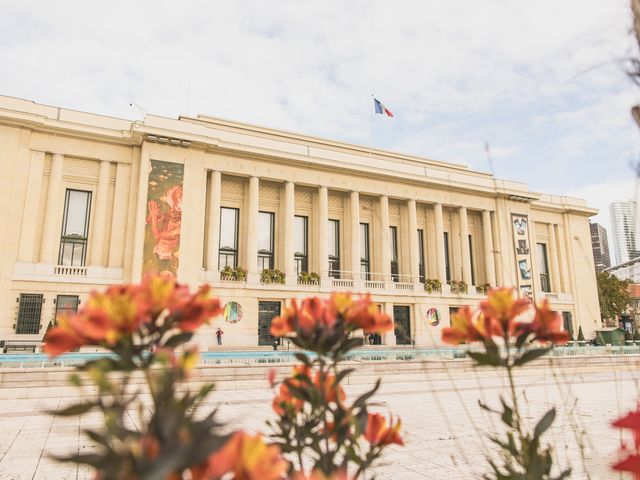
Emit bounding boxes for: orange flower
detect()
[441,306,490,345]
[364,413,404,446]
[344,294,393,334]
[43,274,224,357]
[480,288,530,336]
[43,314,87,356]
[525,300,570,345]
[611,406,640,477]
[206,431,287,480]
[172,285,223,332]
[272,364,311,415]
[313,371,346,404]
[271,301,298,337]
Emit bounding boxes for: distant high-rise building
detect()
[610,200,639,265]
[590,222,611,272]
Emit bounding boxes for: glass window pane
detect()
[294,216,307,255]
[219,208,238,250]
[537,243,548,274]
[258,212,274,253]
[72,242,84,266]
[329,220,338,256]
[360,223,369,260]
[64,190,90,237]
[390,227,398,261]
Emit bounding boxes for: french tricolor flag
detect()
[373,97,393,117]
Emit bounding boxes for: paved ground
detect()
[0,361,638,479]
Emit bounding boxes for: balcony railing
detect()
[54,265,87,276]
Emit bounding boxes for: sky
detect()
[1,0,639,252]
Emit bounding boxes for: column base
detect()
[441,284,451,295]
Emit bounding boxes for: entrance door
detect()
[258,301,281,346]
[393,306,411,345]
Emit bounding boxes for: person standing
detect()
[216,327,224,346]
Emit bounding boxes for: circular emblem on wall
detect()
[223,301,243,324]
[426,307,440,327]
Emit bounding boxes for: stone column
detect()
[90,160,111,266]
[490,211,503,286]
[40,153,64,264]
[206,171,221,278]
[246,176,260,283]
[459,207,472,285]
[407,199,420,285]
[284,181,296,285]
[379,195,391,283]
[482,210,496,286]
[18,151,45,263]
[108,163,131,269]
[350,191,361,281]
[548,223,562,293]
[318,186,329,281]
[433,203,447,285]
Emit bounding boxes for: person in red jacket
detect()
[216,327,224,346]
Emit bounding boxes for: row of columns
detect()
[203,173,499,286]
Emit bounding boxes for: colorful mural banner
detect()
[143,160,184,277]
[511,213,533,299]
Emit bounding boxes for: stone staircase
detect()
[1,354,638,400]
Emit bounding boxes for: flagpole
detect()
[369,94,374,158]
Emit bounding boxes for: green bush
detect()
[424,278,442,293]
[220,266,247,281]
[297,271,320,284]
[577,325,585,342]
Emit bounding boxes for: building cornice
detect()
[0,95,595,215]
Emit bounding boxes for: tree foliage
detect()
[596,272,632,324]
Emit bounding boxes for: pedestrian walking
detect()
[216,327,224,346]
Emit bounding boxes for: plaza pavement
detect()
[0,360,638,479]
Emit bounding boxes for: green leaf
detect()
[294,352,310,365]
[466,351,503,367]
[534,408,556,439]
[513,347,551,367]
[162,331,193,348]
[334,368,355,384]
[499,398,513,428]
[53,402,96,416]
[515,330,531,349]
[352,379,381,409]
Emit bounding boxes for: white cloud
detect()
[0,0,638,212]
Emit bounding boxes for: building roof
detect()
[0,94,597,216]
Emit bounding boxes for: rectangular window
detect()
[55,295,79,325]
[468,235,475,286]
[418,229,425,283]
[562,312,573,338]
[258,301,281,346]
[444,232,451,283]
[219,207,239,269]
[58,189,92,266]
[390,226,399,282]
[360,223,370,280]
[537,243,551,292]
[258,211,275,270]
[16,294,44,334]
[328,219,340,278]
[294,215,308,275]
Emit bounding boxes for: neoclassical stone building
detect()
[0,96,600,349]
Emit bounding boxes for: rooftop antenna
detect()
[129,102,146,118]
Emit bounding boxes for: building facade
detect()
[0,96,601,348]
[610,200,638,265]
[590,222,611,273]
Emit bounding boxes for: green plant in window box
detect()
[576,325,585,346]
[449,280,468,294]
[220,266,246,281]
[424,278,442,293]
[476,283,491,294]
[261,269,286,284]
[297,271,320,285]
